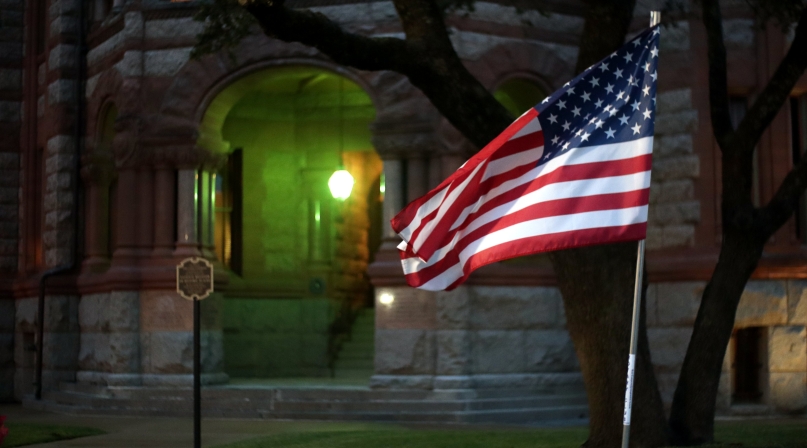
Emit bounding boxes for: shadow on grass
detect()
[2,423,105,447]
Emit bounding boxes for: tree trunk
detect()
[668,230,764,444]
[551,242,669,448]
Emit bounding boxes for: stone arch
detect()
[85,69,124,155]
[468,42,574,94]
[153,34,435,145]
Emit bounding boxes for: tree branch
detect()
[575,0,636,74]
[701,0,734,147]
[760,150,807,237]
[734,8,807,156]
[244,0,513,148]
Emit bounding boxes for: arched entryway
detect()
[200,66,382,380]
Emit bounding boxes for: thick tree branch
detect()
[245,0,513,148]
[735,8,807,156]
[245,2,413,73]
[701,0,733,146]
[761,153,807,237]
[576,0,636,74]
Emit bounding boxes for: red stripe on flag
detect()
[415,155,652,257]
[404,223,647,290]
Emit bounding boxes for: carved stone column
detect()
[152,166,176,259]
[81,154,115,273]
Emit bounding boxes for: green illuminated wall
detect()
[215,68,378,378]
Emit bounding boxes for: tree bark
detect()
[550,2,669,447]
[551,243,669,448]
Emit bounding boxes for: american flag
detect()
[393,25,661,291]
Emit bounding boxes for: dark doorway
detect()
[732,327,765,403]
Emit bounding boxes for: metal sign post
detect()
[177,257,214,448]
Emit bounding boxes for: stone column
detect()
[381,159,403,239]
[175,169,200,257]
[136,168,154,257]
[406,156,427,204]
[112,168,139,263]
[82,180,111,272]
[152,166,176,258]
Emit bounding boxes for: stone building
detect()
[0,0,805,421]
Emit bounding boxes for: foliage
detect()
[191,0,257,60]
[0,423,104,447]
[745,0,806,30]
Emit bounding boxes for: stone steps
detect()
[332,308,375,380]
[28,384,589,425]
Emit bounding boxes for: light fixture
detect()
[329,77,355,201]
[329,169,354,200]
[379,292,394,306]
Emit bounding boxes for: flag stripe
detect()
[413,223,648,291]
[403,189,649,281]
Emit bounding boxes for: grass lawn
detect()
[1,423,105,447]
[215,420,807,448]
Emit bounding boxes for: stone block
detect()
[769,372,807,413]
[145,18,204,39]
[646,283,658,325]
[145,48,192,77]
[786,280,807,325]
[142,331,193,374]
[374,329,435,375]
[47,79,76,105]
[469,286,563,330]
[44,153,74,175]
[0,69,19,91]
[14,367,33,400]
[648,327,692,372]
[436,330,471,375]
[375,287,436,330]
[370,374,434,390]
[657,179,694,203]
[646,225,662,250]
[656,89,692,115]
[79,292,139,332]
[141,290,192,332]
[767,326,806,372]
[524,329,578,372]
[662,225,695,247]
[735,281,788,327]
[471,330,525,374]
[655,110,698,136]
[297,333,328,368]
[723,19,755,48]
[660,21,690,51]
[0,101,19,122]
[716,371,732,412]
[649,201,700,225]
[202,330,225,373]
[655,281,705,326]
[652,155,699,181]
[78,332,140,373]
[435,287,470,330]
[46,135,73,155]
[42,332,78,370]
[47,44,76,71]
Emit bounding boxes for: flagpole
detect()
[620,11,659,448]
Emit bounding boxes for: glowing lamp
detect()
[379,292,394,306]
[328,169,354,200]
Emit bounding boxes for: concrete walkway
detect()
[0,404,398,447]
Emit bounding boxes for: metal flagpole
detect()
[621,11,659,448]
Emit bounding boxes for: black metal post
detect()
[194,297,201,448]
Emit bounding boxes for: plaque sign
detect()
[176,257,214,301]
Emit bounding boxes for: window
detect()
[732,327,765,404]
